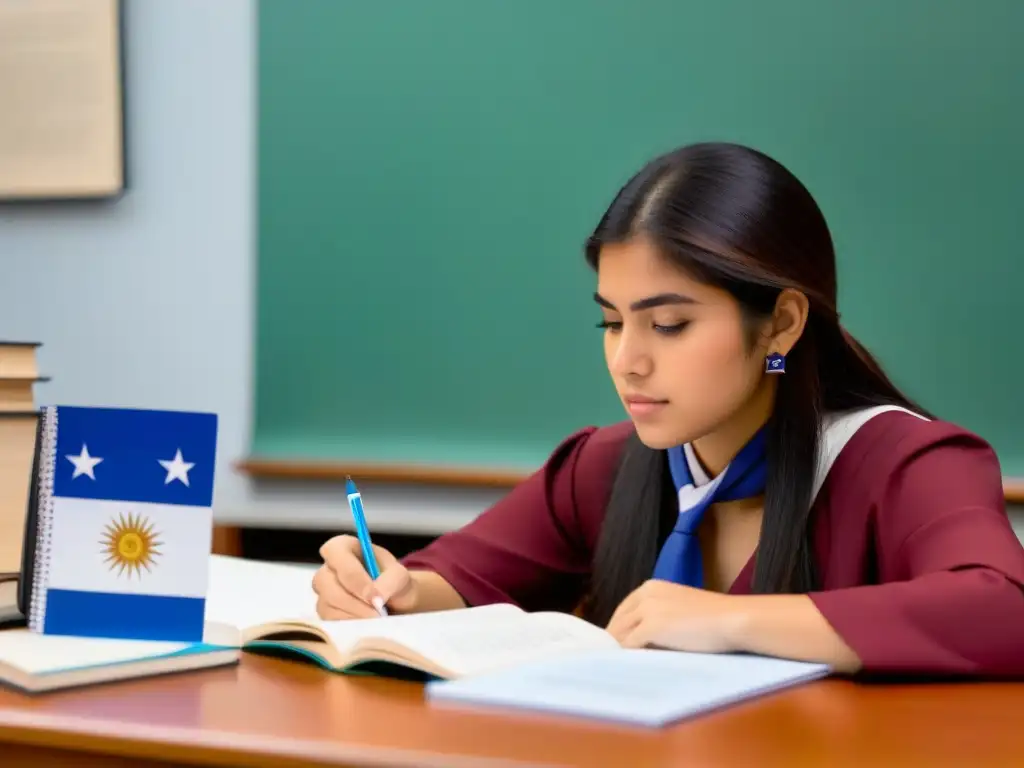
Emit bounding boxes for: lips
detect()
[624,394,668,405]
[623,394,669,419]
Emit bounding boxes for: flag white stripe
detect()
[46,497,212,599]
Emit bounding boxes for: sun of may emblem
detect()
[100,511,163,578]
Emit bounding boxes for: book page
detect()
[203,555,320,634]
[0,628,195,675]
[317,604,619,676]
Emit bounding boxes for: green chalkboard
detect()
[254,0,1024,478]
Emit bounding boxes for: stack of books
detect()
[0,341,47,625]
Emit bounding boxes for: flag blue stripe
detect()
[52,405,218,507]
[42,589,207,642]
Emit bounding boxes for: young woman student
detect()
[312,142,1024,678]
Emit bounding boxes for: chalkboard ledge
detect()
[236,458,525,489]
[1006,480,1024,504]
[238,457,1024,503]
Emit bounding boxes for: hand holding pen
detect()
[311,476,415,619]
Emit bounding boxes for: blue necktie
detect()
[652,429,768,587]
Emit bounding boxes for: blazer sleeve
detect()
[808,426,1024,678]
[399,425,620,613]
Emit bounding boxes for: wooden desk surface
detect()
[0,655,1022,768]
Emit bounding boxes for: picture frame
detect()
[0,0,126,202]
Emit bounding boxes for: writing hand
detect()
[312,534,417,619]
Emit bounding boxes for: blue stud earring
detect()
[765,352,786,374]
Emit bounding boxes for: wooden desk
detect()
[1,656,1022,767]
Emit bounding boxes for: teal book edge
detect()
[42,641,229,677]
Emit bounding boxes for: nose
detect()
[607,328,653,379]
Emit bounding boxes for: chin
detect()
[630,421,688,450]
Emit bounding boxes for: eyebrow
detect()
[593,292,697,311]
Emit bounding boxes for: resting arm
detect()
[726,594,863,673]
[788,433,1024,677]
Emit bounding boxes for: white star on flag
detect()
[159,448,195,486]
[66,443,103,480]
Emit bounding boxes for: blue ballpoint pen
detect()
[345,475,388,616]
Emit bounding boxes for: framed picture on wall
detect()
[0,0,126,201]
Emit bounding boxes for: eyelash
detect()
[595,320,690,336]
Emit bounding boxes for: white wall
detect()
[0,0,495,540]
[0,0,254,514]
[0,0,1020,544]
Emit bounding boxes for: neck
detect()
[691,375,776,476]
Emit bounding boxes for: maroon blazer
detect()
[401,410,1024,677]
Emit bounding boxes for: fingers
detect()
[316,594,377,621]
[371,563,412,604]
[606,604,641,644]
[314,534,382,620]
[319,534,375,597]
[311,565,379,620]
[605,582,650,640]
[618,619,651,649]
[315,534,413,619]
[369,542,399,569]
[606,596,655,648]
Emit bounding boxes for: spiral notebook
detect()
[18,404,219,643]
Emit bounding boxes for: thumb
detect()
[360,547,402,601]
[366,564,408,604]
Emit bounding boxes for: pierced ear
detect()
[769,289,810,356]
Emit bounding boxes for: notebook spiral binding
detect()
[28,406,57,633]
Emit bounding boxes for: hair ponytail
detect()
[819,321,932,416]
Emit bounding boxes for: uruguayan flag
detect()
[38,405,218,643]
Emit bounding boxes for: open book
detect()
[208,603,616,679]
[200,556,618,679]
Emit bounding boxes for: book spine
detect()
[28,406,57,633]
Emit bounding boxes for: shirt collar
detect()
[682,442,712,487]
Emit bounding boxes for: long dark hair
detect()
[581,142,929,627]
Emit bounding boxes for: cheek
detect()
[673,334,743,395]
[660,329,759,436]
